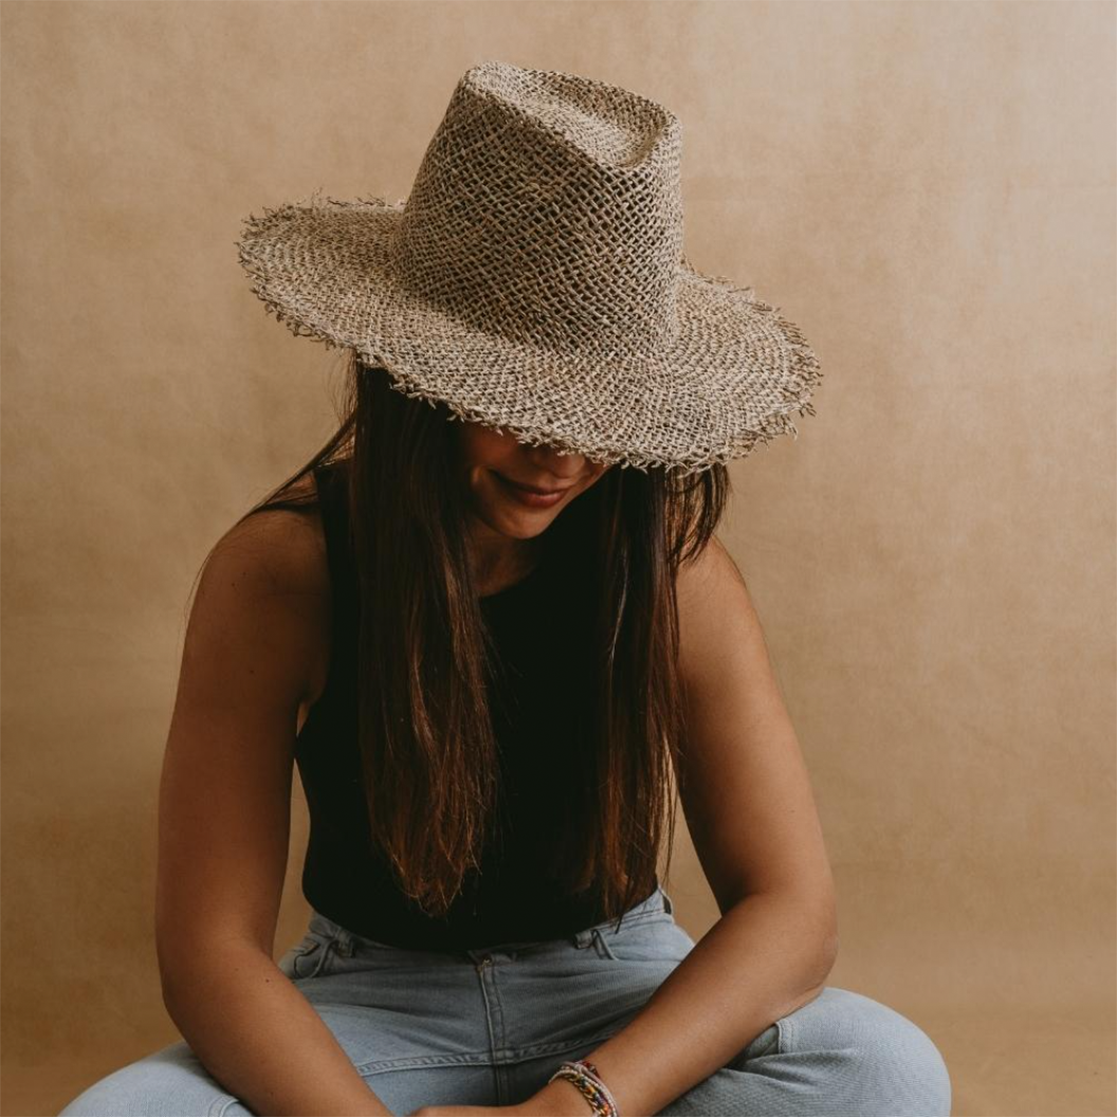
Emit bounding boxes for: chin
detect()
[470,504,540,540]
[499,513,552,538]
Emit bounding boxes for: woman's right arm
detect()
[156,508,393,1117]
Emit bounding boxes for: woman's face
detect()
[457,420,611,542]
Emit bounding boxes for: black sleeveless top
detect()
[294,461,644,951]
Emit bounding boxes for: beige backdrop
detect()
[2,3,1113,1115]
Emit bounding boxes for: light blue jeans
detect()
[58,885,951,1116]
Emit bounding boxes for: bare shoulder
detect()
[674,533,758,687]
[675,532,742,593]
[215,473,328,596]
[203,471,332,716]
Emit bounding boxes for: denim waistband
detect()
[307,881,675,958]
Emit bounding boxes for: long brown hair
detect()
[202,350,730,925]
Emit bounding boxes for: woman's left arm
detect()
[527,535,840,1116]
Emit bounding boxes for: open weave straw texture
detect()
[236,61,822,476]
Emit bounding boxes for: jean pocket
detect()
[591,916,695,965]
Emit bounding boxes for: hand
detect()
[407,1078,588,1116]
[407,1106,531,1117]
[408,1107,517,1116]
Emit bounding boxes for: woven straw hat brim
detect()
[236,192,822,476]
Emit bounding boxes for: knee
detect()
[57,1042,246,1117]
[826,990,952,1117]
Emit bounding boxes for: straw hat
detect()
[235,60,822,476]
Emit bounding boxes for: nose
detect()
[525,443,586,479]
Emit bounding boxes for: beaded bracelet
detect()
[547,1058,620,1117]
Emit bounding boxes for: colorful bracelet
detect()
[547,1058,620,1117]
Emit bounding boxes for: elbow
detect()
[797,927,838,1007]
[157,942,232,1016]
[812,902,840,986]
[793,891,839,986]
[783,917,839,1019]
[817,893,839,970]
[819,926,839,979]
[156,936,197,1014]
[159,961,194,1019]
[744,886,840,987]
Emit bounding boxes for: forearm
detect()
[162,942,391,1116]
[533,890,838,1117]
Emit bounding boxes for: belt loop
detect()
[332,927,354,958]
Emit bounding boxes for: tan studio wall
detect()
[1,3,1114,1116]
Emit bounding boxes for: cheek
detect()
[458,445,491,478]
[464,428,520,471]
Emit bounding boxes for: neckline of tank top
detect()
[479,555,549,604]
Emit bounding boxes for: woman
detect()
[59,61,951,1116]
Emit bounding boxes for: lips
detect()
[502,478,572,495]
[493,472,572,508]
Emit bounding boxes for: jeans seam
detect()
[507,1026,628,1063]
[775,1010,792,1056]
[354,1050,495,1075]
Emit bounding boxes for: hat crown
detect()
[389,61,685,355]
